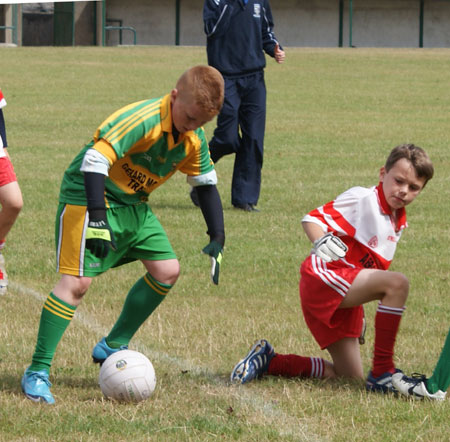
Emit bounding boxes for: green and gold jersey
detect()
[59,94,215,207]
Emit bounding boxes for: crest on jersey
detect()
[142,153,152,163]
[368,236,378,248]
[253,4,261,18]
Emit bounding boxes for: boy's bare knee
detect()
[387,272,409,302]
[65,277,91,301]
[74,278,91,299]
[161,260,180,285]
[53,275,92,306]
[1,200,22,218]
[145,259,180,286]
[12,198,23,213]
[380,272,409,307]
[164,265,180,286]
[8,201,23,217]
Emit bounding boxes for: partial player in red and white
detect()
[0,88,24,295]
[231,144,434,393]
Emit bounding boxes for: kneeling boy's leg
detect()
[342,269,408,378]
[326,337,363,378]
[300,257,365,372]
[268,353,334,379]
[231,339,335,384]
[340,269,408,309]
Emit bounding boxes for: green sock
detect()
[106,273,171,347]
[28,292,76,374]
[426,328,450,394]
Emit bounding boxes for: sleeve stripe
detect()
[206,4,228,37]
[103,101,160,145]
[321,201,356,236]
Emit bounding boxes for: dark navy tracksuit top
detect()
[203,0,280,77]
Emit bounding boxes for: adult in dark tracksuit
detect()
[194,0,285,212]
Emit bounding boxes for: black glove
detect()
[85,210,116,258]
[202,240,223,285]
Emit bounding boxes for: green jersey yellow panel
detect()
[59,94,214,208]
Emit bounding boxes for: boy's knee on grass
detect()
[323,360,337,379]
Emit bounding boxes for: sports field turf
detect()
[0,46,449,441]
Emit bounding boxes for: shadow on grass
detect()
[53,374,100,390]
[0,372,100,396]
[174,366,367,395]
[0,372,24,395]
[149,200,240,212]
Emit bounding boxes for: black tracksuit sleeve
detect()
[203,0,235,37]
[196,185,225,248]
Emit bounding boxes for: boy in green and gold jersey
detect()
[22,66,225,404]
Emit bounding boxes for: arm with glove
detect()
[81,148,116,259]
[195,184,225,285]
[302,221,347,262]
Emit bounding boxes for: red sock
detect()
[267,354,325,378]
[372,303,405,378]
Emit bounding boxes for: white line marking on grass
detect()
[12,282,324,441]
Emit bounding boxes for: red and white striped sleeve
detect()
[0,89,6,109]
[302,186,369,238]
[302,185,405,270]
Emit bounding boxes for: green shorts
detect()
[55,203,176,277]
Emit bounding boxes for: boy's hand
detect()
[85,217,117,258]
[313,233,347,262]
[202,240,223,285]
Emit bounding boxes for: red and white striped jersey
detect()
[302,183,407,270]
[0,89,6,109]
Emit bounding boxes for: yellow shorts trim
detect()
[56,204,88,276]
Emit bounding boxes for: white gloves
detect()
[312,233,348,262]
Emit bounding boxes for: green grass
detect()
[0,46,449,441]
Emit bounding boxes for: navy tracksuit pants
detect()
[209,70,266,207]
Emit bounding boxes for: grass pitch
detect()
[0,46,449,441]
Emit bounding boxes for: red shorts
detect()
[0,156,17,186]
[299,254,364,349]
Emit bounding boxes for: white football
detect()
[99,349,156,403]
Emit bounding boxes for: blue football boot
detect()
[21,368,55,404]
[92,337,128,365]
